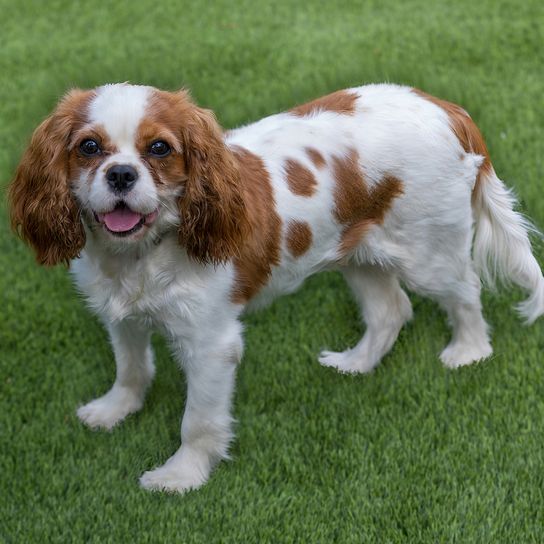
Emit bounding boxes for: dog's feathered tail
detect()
[472,167,544,324]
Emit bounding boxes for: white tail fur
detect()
[472,168,544,324]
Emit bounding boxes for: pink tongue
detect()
[102,207,143,232]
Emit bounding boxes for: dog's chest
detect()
[100,263,160,319]
[72,240,221,327]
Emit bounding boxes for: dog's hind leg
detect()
[434,265,492,368]
[319,264,413,373]
[399,237,492,368]
[438,280,493,368]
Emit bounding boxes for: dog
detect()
[9,83,544,492]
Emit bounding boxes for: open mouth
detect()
[95,202,158,237]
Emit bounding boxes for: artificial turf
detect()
[1,0,543,542]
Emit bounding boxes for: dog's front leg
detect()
[77,318,155,430]
[140,320,243,493]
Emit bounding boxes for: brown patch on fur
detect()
[291,90,358,117]
[412,88,493,200]
[332,149,404,255]
[339,221,372,255]
[70,124,117,155]
[285,159,317,197]
[229,146,282,303]
[339,175,404,255]
[332,149,367,225]
[286,221,312,258]
[135,116,187,187]
[305,147,326,169]
[68,124,118,180]
[9,89,95,265]
[145,89,250,264]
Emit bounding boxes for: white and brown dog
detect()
[10,83,544,492]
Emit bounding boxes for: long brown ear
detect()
[9,90,91,266]
[176,93,249,264]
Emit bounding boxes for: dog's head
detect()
[9,83,248,265]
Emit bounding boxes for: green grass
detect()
[1,0,544,542]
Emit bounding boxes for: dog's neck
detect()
[81,221,173,270]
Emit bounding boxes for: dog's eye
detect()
[149,141,171,158]
[80,139,101,156]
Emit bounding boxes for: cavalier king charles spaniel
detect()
[10,83,544,492]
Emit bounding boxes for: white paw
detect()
[440,341,493,369]
[139,449,209,493]
[139,465,206,494]
[77,386,144,430]
[318,349,376,374]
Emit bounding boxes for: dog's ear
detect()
[173,91,249,264]
[9,90,91,266]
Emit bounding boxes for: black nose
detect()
[106,164,138,193]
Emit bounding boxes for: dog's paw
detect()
[318,349,376,374]
[139,465,206,494]
[140,460,208,493]
[439,341,492,369]
[77,386,143,430]
[139,448,209,493]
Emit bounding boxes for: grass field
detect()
[1,0,544,541]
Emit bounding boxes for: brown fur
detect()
[68,125,118,182]
[333,149,367,225]
[135,116,187,188]
[70,124,118,156]
[285,159,318,197]
[290,90,358,117]
[412,88,493,191]
[305,147,326,169]
[9,89,94,266]
[286,221,312,257]
[332,149,404,255]
[230,146,282,303]
[148,90,250,264]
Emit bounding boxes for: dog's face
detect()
[71,85,185,245]
[10,83,249,265]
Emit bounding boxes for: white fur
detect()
[63,83,543,493]
[472,168,544,323]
